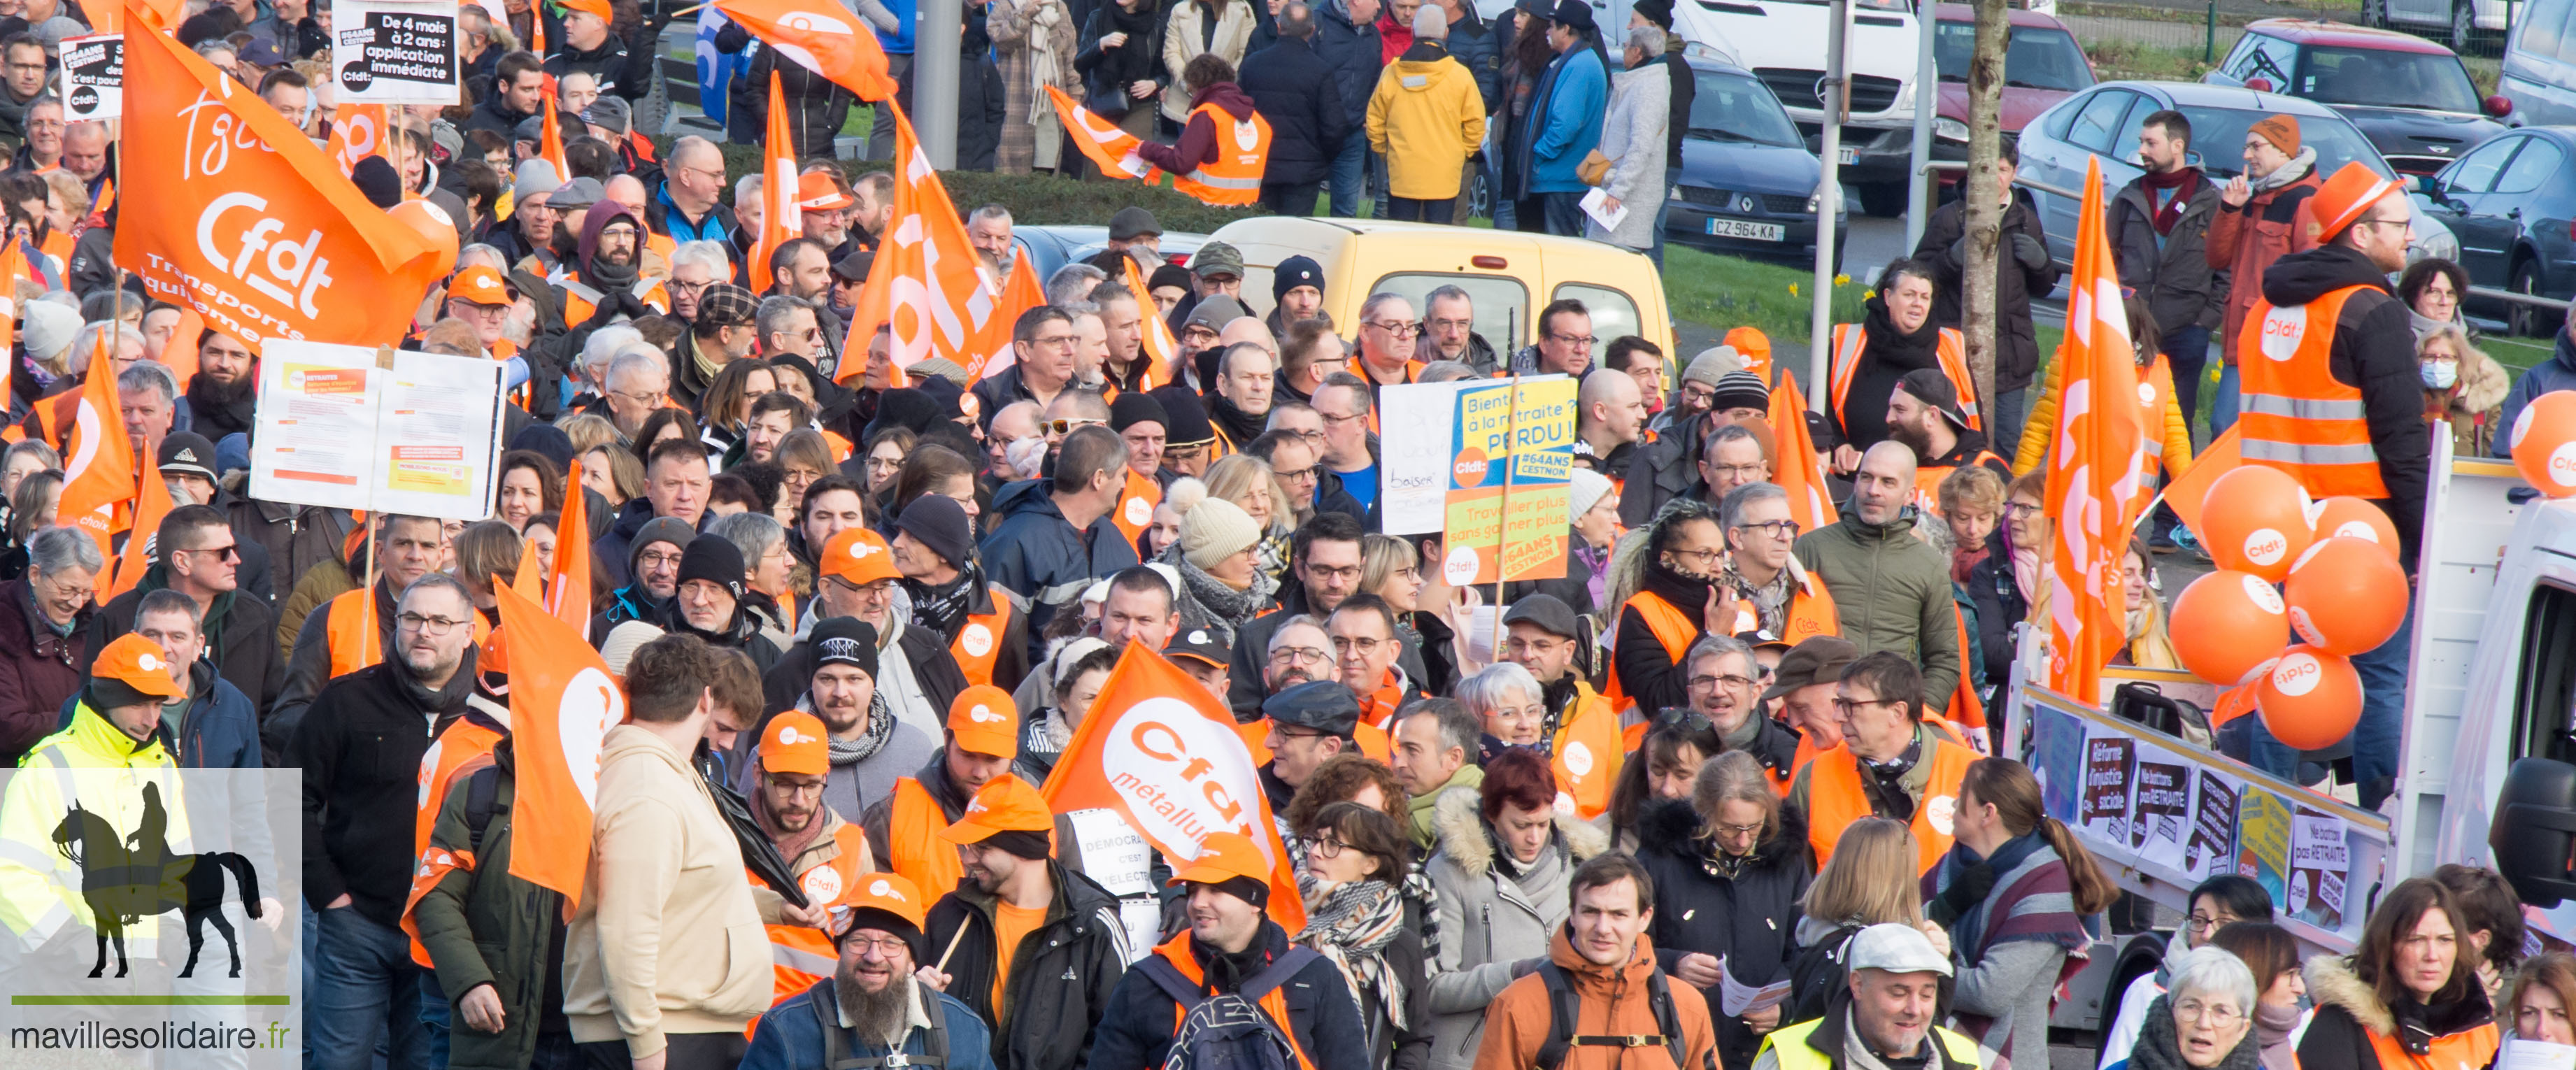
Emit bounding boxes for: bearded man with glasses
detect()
[1785,651,1977,874]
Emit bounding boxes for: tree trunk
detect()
[1961,0,2010,418]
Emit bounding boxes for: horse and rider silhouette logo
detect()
[47,783,263,979]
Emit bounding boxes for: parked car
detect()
[2502,0,2576,127]
[1010,226,1209,290]
[1930,3,2094,187]
[2206,20,2507,178]
[2413,124,2576,336]
[1205,218,1675,360]
[2358,0,2511,55]
[2013,80,2460,270]
[1672,0,1927,217]
[1663,59,1846,267]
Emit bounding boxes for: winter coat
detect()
[1314,0,1388,131]
[1423,787,1611,1070]
[2433,342,2511,457]
[1634,800,1812,1070]
[413,739,574,1070]
[1160,0,1257,122]
[2297,954,2497,1070]
[741,978,1000,1070]
[1225,582,1432,720]
[1444,3,1504,113]
[1514,43,1607,197]
[542,32,655,102]
[990,0,1082,173]
[923,862,1130,1070]
[0,578,88,765]
[275,553,358,658]
[2496,327,2576,462]
[1369,45,1488,200]
[1963,530,2028,696]
[293,652,476,927]
[462,92,536,141]
[2109,169,2226,336]
[2013,354,2195,478]
[1586,62,1669,250]
[2207,150,2323,366]
[978,478,1142,662]
[2259,244,2433,568]
[1470,927,1718,1070]
[1137,80,1262,176]
[1658,43,1695,176]
[1090,923,1371,1070]
[1793,508,1963,710]
[165,663,262,770]
[84,564,285,719]
[1076,1,1166,113]
[718,24,857,159]
[1241,36,1351,187]
[1914,187,2059,394]
[592,497,695,590]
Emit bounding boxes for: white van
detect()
[1669,0,1925,215]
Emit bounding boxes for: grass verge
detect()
[1663,245,1871,353]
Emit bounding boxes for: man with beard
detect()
[795,174,857,261]
[864,680,1027,904]
[1265,255,1327,338]
[768,237,835,303]
[739,873,997,1070]
[848,173,895,254]
[275,515,469,747]
[1884,369,2007,519]
[1209,343,1274,452]
[748,709,882,1006]
[766,617,941,837]
[555,205,669,331]
[920,776,1130,1070]
[1150,386,1221,481]
[893,495,1025,693]
[671,534,783,673]
[590,516,692,643]
[763,527,969,740]
[180,324,257,440]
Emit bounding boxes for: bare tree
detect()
[1959,0,2009,414]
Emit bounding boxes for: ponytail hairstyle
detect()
[1961,758,2119,915]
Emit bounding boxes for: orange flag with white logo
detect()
[832,101,999,385]
[716,0,900,101]
[104,445,173,601]
[2163,425,2241,537]
[2042,156,2149,702]
[115,9,449,353]
[1120,258,1177,388]
[747,71,802,298]
[967,245,1044,381]
[327,102,392,178]
[56,330,136,549]
[1041,644,1305,931]
[495,581,627,909]
[1769,371,1839,532]
[1043,85,1162,183]
[550,458,594,630]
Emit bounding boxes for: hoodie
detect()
[2256,244,2431,566]
[1367,43,1488,200]
[1137,81,1261,177]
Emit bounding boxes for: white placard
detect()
[330,0,461,104]
[248,340,503,521]
[1060,806,1152,897]
[1378,380,1472,536]
[59,34,119,121]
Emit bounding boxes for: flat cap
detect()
[1263,680,1359,738]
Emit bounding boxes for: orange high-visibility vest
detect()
[2362,1014,2496,1070]
[1604,590,1700,715]
[2237,285,2389,499]
[560,278,671,327]
[1829,324,1981,434]
[1109,467,1161,546]
[887,777,965,901]
[1168,104,1270,206]
[1912,450,2005,519]
[646,231,676,269]
[1770,734,1823,796]
[327,587,490,680]
[1804,734,1978,873]
[406,728,501,968]
[1551,683,1621,819]
[948,584,1018,688]
[766,823,872,1007]
[1725,559,1840,645]
[1148,933,1320,1070]
[1944,606,1988,738]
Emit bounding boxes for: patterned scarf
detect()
[906,562,985,641]
[815,690,897,766]
[1296,879,1409,1030]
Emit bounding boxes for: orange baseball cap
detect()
[90,634,186,702]
[448,266,514,306]
[760,710,831,776]
[939,775,1054,843]
[946,684,1018,759]
[557,0,613,22]
[842,871,927,932]
[797,172,857,212]
[1167,831,1273,888]
[821,527,902,585]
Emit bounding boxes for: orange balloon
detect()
[2170,569,2291,687]
[2310,496,2400,552]
[2200,464,2314,583]
[2255,645,2363,750]
[2284,536,2408,655]
[388,199,460,280]
[2511,390,2576,497]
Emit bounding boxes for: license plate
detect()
[1707,218,1787,241]
[1837,147,1858,165]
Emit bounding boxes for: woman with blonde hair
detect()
[2119,538,2180,669]
[1967,469,2049,698]
[557,411,622,455]
[1785,817,1949,1022]
[1201,453,1291,580]
[2419,326,2509,457]
[1362,533,1461,695]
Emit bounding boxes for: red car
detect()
[1930,4,2094,187]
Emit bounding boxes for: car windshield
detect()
[1690,70,1805,146]
[2168,105,2392,180]
[2293,45,2481,113]
[1935,21,2095,91]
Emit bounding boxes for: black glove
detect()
[618,289,651,320]
[1926,861,1997,927]
[2010,231,2050,272]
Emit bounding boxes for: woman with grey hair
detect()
[1458,662,1546,765]
[2104,946,2262,1070]
[1586,24,1672,252]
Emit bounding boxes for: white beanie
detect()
[1569,468,1615,520]
[599,620,665,676]
[1182,497,1265,569]
[22,301,80,368]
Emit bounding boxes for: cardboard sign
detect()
[1381,376,1577,584]
[60,34,120,120]
[331,0,460,104]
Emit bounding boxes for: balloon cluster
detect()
[2170,466,2404,751]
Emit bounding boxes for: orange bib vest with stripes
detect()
[404,729,500,968]
[1604,590,1699,716]
[1725,562,1840,646]
[765,824,873,1008]
[1830,324,1980,434]
[1169,104,1271,206]
[2236,285,2389,498]
[948,584,1018,689]
[887,777,965,901]
[1805,735,1977,873]
[1551,684,1621,820]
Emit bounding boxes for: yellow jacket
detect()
[0,703,182,944]
[2012,353,2195,478]
[1366,50,1488,200]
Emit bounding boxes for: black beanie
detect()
[676,534,745,599]
[352,157,404,209]
[981,829,1053,861]
[841,908,926,962]
[895,494,974,571]
[1202,875,1269,910]
[809,616,879,680]
[1109,391,1169,434]
[1272,255,1323,305]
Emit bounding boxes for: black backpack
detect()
[1531,961,1711,1070]
[1137,947,1324,1070]
[812,978,951,1069]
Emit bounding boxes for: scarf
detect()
[1721,560,1793,637]
[1296,879,1409,1030]
[1642,556,1718,623]
[1169,546,1276,639]
[2140,167,2198,236]
[2250,1001,2300,1070]
[1937,829,2048,958]
[753,779,831,861]
[2130,994,2263,1070]
[1951,542,1990,585]
[905,562,984,640]
[824,690,899,766]
[2247,148,2317,196]
[1028,0,1067,169]
[1862,295,1942,369]
[2011,545,2042,609]
[1208,394,1269,448]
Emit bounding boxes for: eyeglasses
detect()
[2172,999,2244,1027]
[1549,331,1599,348]
[1304,564,1362,583]
[1711,821,1765,839]
[1366,320,1421,338]
[1273,464,1318,483]
[1681,385,1718,404]
[1330,635,1387,655]
[1688,673,1756,691]
[1830,697,1897,715]
[1663,547,1723,568]
[610,389,664,408]
[1046,417,1107,436]
[1268,646,1332,666]
[638,549,685,572]
[2352,216,2413,236]
[398,612,471,635]
[1309,837,1350,858]
[2002,501,2044,519]
[2186,912,2235,936]
[1709,463,1769,479]
[846,934,913,957]
[1030,332,1080,350]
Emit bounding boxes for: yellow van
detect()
[1203,219,1676,365]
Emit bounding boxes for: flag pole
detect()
[1490,377,1521,656]
[359,511,381,664]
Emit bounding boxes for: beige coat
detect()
[1160,0,1255,122]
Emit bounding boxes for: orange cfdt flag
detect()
[56,329,136,549]
[510,536,544,602]
[327,102,392,178]
[159,306,204,389]
[1121,258,1177,388]
[494,582,625,910]
[746,71,801,301]
[2163,425,2242,538]
[1040,644,1305,931]
[967,245,1044,381]
[1770,371,1840,532]
[104,443,173,601]
[539,93,571,183]
[832,103,999,386]
[115,9,448,353]
[549,459,594,631]
[1043,85,1162,183]
[2041,156,2151,703]
[715,0,900,101]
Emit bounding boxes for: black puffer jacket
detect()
[541,26,657,101]
[1912,187,2060,395]
[1635,799,1813,1070]
[922,862,1131,1070]
[1238,36,1348,187]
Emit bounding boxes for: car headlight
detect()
[1935,117,1970,143]
[1807,193,1821,213]
[2414,224,2459,264]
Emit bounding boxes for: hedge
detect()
[668,136,1267,234]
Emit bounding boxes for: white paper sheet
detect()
[2503,1038,2576,1070]
[1718,957,1792,1017]
[1581,187,1628,231]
